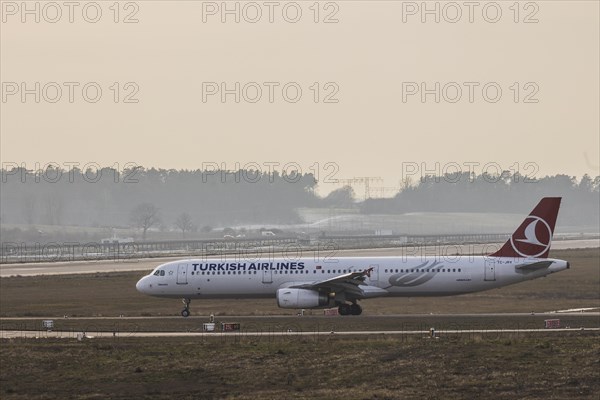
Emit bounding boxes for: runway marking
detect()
[554,307,599,313]
[1,312,598,320]
[2,328,599,339]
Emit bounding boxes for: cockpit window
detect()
[153,270,160,276]
[160,270,165,276]
[153,270,166,276]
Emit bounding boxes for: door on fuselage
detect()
[262,269,273,284]
[177,263,189,284]
[484,260,496,281]
[368,264,379,283]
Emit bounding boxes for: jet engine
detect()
[276,288,329,309]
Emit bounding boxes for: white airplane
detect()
[136,197,569,316]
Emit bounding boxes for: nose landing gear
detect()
[181,298,191,317]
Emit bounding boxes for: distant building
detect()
[101,235,135,244]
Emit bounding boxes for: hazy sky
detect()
[1,1,598,194]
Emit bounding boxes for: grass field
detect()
[1,333,598,399]
[1,248,599,399]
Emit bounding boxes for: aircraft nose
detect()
[136,277,147,293]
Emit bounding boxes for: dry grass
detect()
[1,248,598,400]
[1,333,598,399]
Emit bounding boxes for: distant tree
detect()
[42,192,65,225]
[323,185,355,207]
[174,212,194,238]
[130,203,160,240]
[579,174,593,192]
[593,176,600,193]
[21,195,36,225]
[201,225,213,233]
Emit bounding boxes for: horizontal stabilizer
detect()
[515,260,554,271]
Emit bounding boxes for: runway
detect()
[1,239,597,277]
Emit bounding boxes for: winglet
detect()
[490,197,561,259]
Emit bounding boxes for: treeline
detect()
[361,172,600,227]
[1,167,598,230]
[0,166,320,228]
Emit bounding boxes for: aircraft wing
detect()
[289,268,373,298]
[515,260,554,271]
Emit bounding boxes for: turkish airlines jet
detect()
[136,197,569,316]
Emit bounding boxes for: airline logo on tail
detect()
[492,197,561,259]
[510,216,553,257]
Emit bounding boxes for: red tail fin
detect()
[490,197,561,259]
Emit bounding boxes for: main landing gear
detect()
[181,298,191,317]
[338,303,362,316]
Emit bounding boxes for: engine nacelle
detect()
[276,288,329,309]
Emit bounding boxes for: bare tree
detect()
[21,195,36,225]
[130,203,161,240]
[42,192,65,225]
[174,212,194,238]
